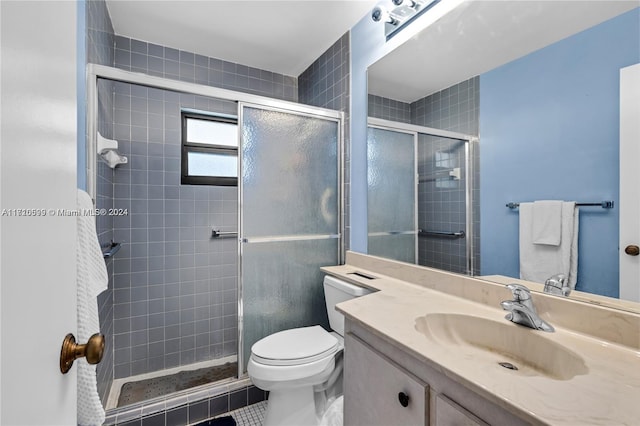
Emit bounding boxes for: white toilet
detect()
[247,275,372,426]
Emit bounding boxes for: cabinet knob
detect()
[398,391,410,407]
[625,245,639,256]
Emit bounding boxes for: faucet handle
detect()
[544,274,570,297]
[506,283,531,301]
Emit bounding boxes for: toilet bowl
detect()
[247,276,371,426]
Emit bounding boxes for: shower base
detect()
[106,356,237,409]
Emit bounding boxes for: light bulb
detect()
[371,6,398,25]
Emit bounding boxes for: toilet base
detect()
[263,386,318,426]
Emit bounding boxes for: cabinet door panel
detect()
[344,333,428,426]
[435,394,489,426]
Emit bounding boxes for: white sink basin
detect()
[415,313,588,380]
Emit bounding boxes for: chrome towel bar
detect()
[506,201,614,209]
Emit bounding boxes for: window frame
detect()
[181,111,239,186]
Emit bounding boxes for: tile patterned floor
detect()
[217,401,266,426]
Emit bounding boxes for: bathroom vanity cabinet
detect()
[343,320,529,426]
[344,331,428,425]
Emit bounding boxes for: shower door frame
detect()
[236,101,343,374]
[366,121,419,264]
[367,117,477,275]
[86,63,344,398]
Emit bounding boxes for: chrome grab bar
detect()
[211,228,238,238]
[101,240,122,258]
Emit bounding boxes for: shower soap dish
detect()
[97,132,128,168]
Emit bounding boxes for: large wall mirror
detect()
[365,1,640,311]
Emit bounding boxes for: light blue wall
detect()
[480,8,640,297]
[350,14,387,253]
[350,6,442,252]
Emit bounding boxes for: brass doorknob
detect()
[625,245,640,256]
[60,333,105,374]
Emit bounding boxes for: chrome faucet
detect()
[544,273,571,297]
[501,284,554,332]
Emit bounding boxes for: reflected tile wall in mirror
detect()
[368,77,480,275]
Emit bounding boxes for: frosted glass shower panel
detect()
[367,127,416,262]
[239,104,340,373]
[368,234,416,264]
[241,239,336,372]
[241,107,339,237]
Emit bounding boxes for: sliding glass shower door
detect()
[367,126,417,263]
[239,104,341,372]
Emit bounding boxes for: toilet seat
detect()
[251,325,339,366]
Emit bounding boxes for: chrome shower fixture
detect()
[371,0,439,40]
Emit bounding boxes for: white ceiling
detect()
[368,1,639,103]
[106,0,378,77]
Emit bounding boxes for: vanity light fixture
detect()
[393,0,416,8]
[371,6,398,25]
[372,0,440,40]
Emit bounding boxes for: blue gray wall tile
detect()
[411,77,480,275]
[298,32,350,250]
[368,94,412,123]
[87,0,116,406]
[109,81,239,378]
[103,31,300,379]
[114,36,297,102]
[105,384,266,425]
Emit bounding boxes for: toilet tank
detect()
[323,275,372,336]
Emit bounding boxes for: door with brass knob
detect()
[2,2,79,424]
[60,333,105,374]
[620,63,640,302]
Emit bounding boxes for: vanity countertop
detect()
[322,263,640,426]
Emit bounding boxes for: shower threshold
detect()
[106,355,237,410]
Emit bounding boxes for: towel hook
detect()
[59,332,105,374]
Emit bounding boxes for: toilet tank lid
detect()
[323,275,372,296]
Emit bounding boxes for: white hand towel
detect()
[520,201,578,288]
[567,204,579,289]
[76,189,108,426]
[532,200,562,246]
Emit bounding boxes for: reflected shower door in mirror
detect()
[367,125,417,264]
[366,1,640,307]
[367,118,476,275]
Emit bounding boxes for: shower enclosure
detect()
[88,64,342,415]
[367,118,475,275]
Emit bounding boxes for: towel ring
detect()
[59,333,105,374]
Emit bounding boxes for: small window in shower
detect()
[181,111,238,186]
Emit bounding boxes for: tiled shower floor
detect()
[117,362,237,406]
